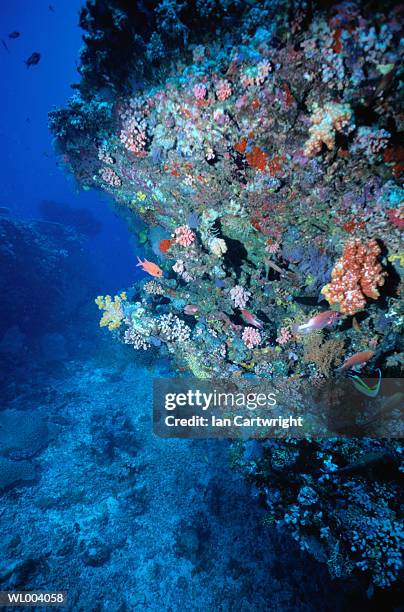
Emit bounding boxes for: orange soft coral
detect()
[246,145,268,171]
[321,238,386,315]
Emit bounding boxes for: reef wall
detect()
[49,0,403,596]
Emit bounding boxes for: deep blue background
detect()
[0,0,136,292]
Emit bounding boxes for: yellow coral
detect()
[95,292,127,330]
[388,252,404,268]
[184,353,212,378]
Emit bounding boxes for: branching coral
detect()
[321,239,386,315]
[119,98,148,157]
[230,285,251,309]
[351,515,403,588]
[144,280,165,295]
[158,313,191,343]
[124,327,151,350]
[215,79,232,101]
[242,326,262,349]
[302,333,345,377]
[99,166,121,187]
[173,225,196,247]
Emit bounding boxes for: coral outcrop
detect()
[321,238,386,315]
[49,0,403,593]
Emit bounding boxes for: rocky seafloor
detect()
[0,343,390,611]
[3,0,402,606]
[2,339,400,610]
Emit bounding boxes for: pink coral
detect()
[174,225,196,247]
[242,326,262,349]
[120,116,147,156]
[230,285,251,309]
[119,100,148,157]
[265,239,280,254]
[193,83,207,100]
[215,79,232,101]
[276,326,293,345]
[99,166,121,187]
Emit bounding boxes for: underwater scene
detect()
[0,0,403,610]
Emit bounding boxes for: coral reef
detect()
[49,0,403,382]
[49,0,403,594]
[304,102,354,157]
[234,437,403,590]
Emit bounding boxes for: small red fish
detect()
[293,310,340,334]
[136,256,163,277]
[184,304,198,315]
[340,351,375,371]
[241,309,263,329]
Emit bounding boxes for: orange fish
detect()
[293,311,340,334]
[241,309,263,329]
[136,256,163,277]
[339,351,374,371]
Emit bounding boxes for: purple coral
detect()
[193,83,207,100]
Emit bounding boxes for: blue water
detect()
[0,3,380,610]
[1,0,135,292]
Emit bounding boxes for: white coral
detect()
[230,285,251,309]
[209,237,227,256]
[158,313,191,343]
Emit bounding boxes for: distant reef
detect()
[0,217,93,342]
